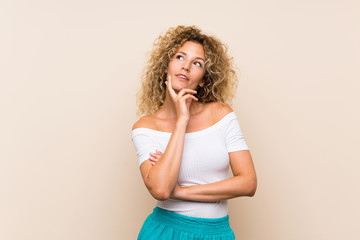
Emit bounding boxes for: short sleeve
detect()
[131,129,161,166]
[225,117,250,152]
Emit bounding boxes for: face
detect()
[166,41,205,92]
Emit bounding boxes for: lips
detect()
[176,74,189,81]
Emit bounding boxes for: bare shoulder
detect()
[209,102,233,120]
[132,115,156,130]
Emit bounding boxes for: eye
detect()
[194,61,202,67]
[175,54,184,60]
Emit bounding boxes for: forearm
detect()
[173,175,257,202]
[146,122,187,198]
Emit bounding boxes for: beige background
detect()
[1,0,359,239]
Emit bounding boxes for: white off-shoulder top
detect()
[131,112,249,218]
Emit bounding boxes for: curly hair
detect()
[136,25,238,116]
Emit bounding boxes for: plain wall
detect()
[1,0,359,239]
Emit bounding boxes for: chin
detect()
[171,82,186,91]
[174,81,197,91]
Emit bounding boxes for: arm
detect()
[172,150,257,202]
[137,75,198,201]
[139,122,186,200]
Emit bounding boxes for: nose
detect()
[182,61,191,72]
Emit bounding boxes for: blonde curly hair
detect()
[137,25,238,116]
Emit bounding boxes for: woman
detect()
[131,25,257,239]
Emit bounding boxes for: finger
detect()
[165,75,177,98]
[155,150,163,155]
[149,156,159,162]
[150,152,161,159]
[180,94,198,102]
[177,88,197,98]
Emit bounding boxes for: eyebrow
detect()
[177,51,205,62]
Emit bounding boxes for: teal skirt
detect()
[138,207,235,240]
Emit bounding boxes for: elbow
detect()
[246,177,257,197]
[248,187,256,197]
[144,175,171,201]
[150,188,171,201]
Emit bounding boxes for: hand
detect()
[149,150,163,166]
[165,75,198,123]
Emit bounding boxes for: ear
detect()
[199,79,205,87]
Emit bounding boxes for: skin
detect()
[132,41,257,202]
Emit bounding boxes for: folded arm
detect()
[150,150,257,202]
[174,150,256,202]
[138,123,187,201]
